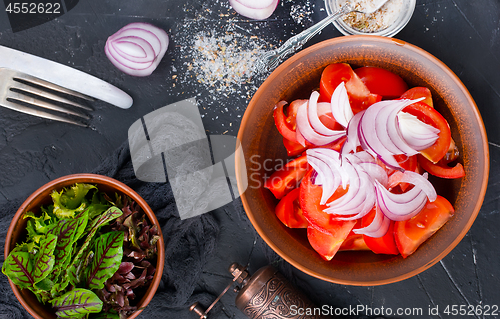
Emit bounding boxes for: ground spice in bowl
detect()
[325,0,415,37]
[341,0,404,32]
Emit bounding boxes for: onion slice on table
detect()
[229,0,279,20]
[105,22,169,77]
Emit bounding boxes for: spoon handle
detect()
[258,4,352,72]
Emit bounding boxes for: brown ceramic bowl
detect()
[236,36,489,285]
[4,173,165,318]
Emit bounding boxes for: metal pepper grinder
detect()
[190,262,331,319]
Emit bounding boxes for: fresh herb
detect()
[2,183,157,318]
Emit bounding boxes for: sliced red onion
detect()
[353,205,391,238]
[306,154,338,205]
[358,98,424,169]
[341,111,364,155]
[109,28,162,56]
[375,170,437,222]
[105,23,169,77]
[307,149,348,189]
[398,112,440,150]
[378,100,419,155]
[229,0,279,20]
[296,99,345,146]
[106,42,154,70]
[358,162,388,188]
[112,37,156,63]
[344,150,376,164]
[325,160,359,208]
[234,0,275,9]
[325,160,376,220]
[309,91,343,136]
[330,82,353,128]
[329,166,376,219]
[376,181,428,221]
[397,171,437,201]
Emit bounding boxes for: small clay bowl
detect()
[236,36,489,285]
[4,174,165,318]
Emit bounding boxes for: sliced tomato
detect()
[299,170,349,233]
[400,87,433,108]
[275,188,308,228]
[441,137,460,164]
[273,101,297,142]
[339,220,370,251]
[403,101,452,163]
[394,154,418,172]
[418,154,465,179]
[361,208,399,255]
[282,137,308,157]
[264,156,310,199]
[395,195,454,258]
[307,222,357,261]
[354,66,408,99]
[319,63,382,113]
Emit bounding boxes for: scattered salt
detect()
[290,0,315,27]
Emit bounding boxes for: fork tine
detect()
[7,90,90,120]
[13,73,96,103]
[11,81,93,112]
[1,99,88,127]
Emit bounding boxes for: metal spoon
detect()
[256,0,391,73]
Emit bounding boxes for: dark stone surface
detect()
[0,0,499,318]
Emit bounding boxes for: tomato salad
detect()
[264,63,465,260]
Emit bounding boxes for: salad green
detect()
[2,183,158,318]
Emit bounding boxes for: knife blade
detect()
[0,44,133,109]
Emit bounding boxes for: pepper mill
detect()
[190,262,331,319]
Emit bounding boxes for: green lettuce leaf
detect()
[51,183,97,219]
[2,248,35,288]
[33,234,57,283]
[51,288,103,318]
[86,231,124,290]
[66,206,123,286]
[47,211,89,281]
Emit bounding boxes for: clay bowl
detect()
[4,173,165,318]
[236,36,489,285]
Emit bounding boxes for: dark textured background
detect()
[0,0,499,318]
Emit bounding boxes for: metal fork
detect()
[0,68,94,127]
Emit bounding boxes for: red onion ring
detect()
[233,0,275,9]
[105,22,169,77]
[229,0,279,20]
